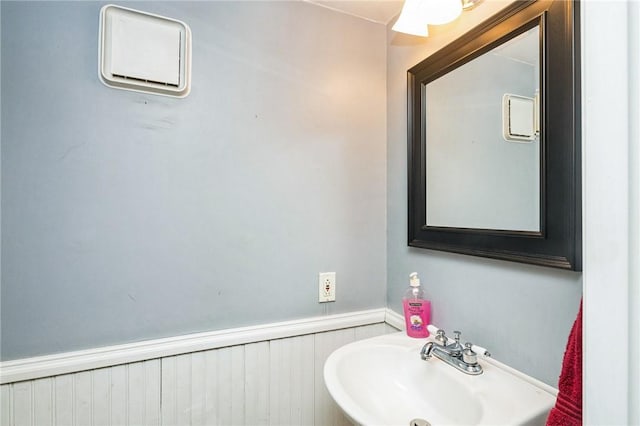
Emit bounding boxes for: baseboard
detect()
[1,308,388,384]
[384,308,405,330]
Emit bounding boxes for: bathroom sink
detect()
[323,332,556,426]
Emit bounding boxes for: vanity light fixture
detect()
[391,0,431,37]
[392,0,482,37]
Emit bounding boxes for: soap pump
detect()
[402,272,431,338]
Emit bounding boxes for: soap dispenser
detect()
[402,272,431,338]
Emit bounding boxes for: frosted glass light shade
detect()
[392,0,429,37]
[392,0,464,36]
[425,0,463,25]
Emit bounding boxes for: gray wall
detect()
[0,1,387,360]
[386,13,582,386]
[1,0,584,389]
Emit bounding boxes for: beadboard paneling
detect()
[0,322,397,425]
[91,368,111,426]
[244,341,270,425]
[32,378,52,426]
[13,381,32,426]
[270,334,315,425]
[1,384,11,425]
[53,375,73,426]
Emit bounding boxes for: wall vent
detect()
[502,93,537,142]
[99,4,191,98]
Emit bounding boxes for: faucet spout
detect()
[420,342,435,360]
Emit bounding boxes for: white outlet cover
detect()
[319,272,336,303]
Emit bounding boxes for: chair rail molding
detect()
[1,308,392,385]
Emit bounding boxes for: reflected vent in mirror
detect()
[502,93,536,142]
[99,4,191,98]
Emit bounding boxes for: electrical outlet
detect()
[318,272,336,302]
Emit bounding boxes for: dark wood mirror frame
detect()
[407,0,581,270]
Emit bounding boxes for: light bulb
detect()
[424,0,463,25]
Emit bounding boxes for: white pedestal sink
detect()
[323,332,557,426]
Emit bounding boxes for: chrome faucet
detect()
[420,329,489,375]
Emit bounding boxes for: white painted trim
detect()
[582,2,631,425]
[628,4,640,425]
[0,308,386,384]
[384,308,405,330]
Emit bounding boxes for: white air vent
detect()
[502,93,537,142]
[99,4,191,98]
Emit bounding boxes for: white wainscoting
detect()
[0,310,400,426]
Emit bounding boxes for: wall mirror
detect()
[407,0,581,270]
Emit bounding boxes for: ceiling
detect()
[304,0,404,25]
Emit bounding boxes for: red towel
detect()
[546,300,582,426]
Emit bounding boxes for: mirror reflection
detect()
[425,25,540,232]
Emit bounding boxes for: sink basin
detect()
[324,332,557,426]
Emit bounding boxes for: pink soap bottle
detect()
[402,272,431,338]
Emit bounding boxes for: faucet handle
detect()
[435,329,448,346]
[463,342,478,365]
[446,330,463,354]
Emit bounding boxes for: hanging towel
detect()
[546,299,582,426]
